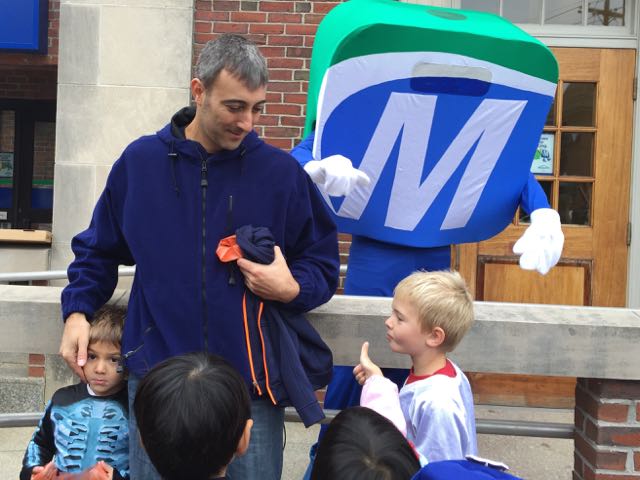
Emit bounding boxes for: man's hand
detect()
[237,246,300,303]
[59,312,91,382]
[303,154,370,197]
[513,208,564,275]
[353,342,383,386]
[31,461,58,480]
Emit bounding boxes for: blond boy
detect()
[21,307,129,480]
[354,270,477,463]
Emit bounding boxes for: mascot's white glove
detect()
[513,208,564,275]
[303,154,370,196]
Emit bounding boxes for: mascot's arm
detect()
[291,131,370,196]
[513,174,564,275]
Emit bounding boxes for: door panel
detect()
[456,48,635,407]
[479,259,590,305]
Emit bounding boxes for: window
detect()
[460,0,627,26]
[0,100,55,230]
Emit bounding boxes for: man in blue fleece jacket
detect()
[59,34,339,480]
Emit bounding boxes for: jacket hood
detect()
[157,106,263,160]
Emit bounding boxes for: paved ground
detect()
[1,406,573,479]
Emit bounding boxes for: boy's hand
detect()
[59,312,90,382]
[31,461,58,480]
[57,461,113,480]
[353,342,383,385]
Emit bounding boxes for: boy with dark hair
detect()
[134,352,253,480]
[21,307,129,480]
[311,406,420,480]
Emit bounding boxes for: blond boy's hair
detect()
[88,306,126,348]
[394,270,474,352]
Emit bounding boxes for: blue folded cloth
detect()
[412,459,522,479]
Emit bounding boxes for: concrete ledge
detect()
[0,377,43,413]
[1,286,640,380]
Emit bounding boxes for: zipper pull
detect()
[201,158,208,187]
[227,195,236,285]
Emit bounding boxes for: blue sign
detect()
[314,53,555,248]
[0,0,48,53]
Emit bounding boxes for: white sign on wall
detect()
[531,133,554,175]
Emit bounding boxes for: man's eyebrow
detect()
[223,99,266,107]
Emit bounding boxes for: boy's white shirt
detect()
[360,360,477,464]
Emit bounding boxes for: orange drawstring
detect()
[242,293,262,396]
[257,301,276,405]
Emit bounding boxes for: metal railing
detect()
[0,265,348,283]
[0,408,574,438]
[0,266,135,283]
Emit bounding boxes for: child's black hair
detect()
[311,406,421,480]
[133,352,251,480]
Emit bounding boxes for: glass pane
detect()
[559,182,592,225]
[545,0,584,24]
[562,83,596,126]
[588,0,624,25]
[519,180,553,223]
[504,0,542,23]
[560,132,594,176]
[31,121,55,216]
[461,0,499,14]
[0,110,15,214]
[546,96,557,126]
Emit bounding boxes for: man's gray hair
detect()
[196,34,268,90]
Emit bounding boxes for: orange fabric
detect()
[216,235,244,262]
[242,293,262,396]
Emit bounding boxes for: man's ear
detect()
[191,78,205,106]
[235,419,253,457]
[425,326,446,349]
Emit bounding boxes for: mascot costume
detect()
[289,0,564,468]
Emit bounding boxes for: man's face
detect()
[192,69,267,153]
[384,296,428,356]
[82,341,125,396]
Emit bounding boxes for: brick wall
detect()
[0,111,14,152]
[574,378,640,479]
[0,67,57,100]
[33,121,55,181]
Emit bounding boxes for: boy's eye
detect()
[88,353,97,360]
[110,357,121,364]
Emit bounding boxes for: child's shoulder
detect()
[50,382,90,406]
[50,382,129,408]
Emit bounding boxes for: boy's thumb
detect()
[360,341,370,364]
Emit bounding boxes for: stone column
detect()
[51,0,194,279]
[574,378,640,479]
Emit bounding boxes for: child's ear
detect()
[425,326,446,348]
[235,419,253,457]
